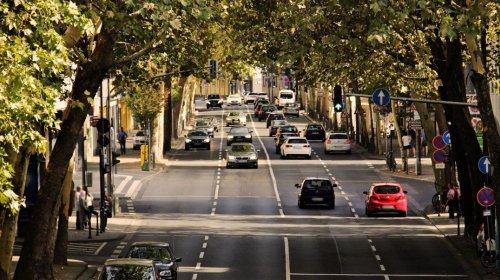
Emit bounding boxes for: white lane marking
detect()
[351,208,356,213]
[345,196,349,201]
[213,201,217,206]
[205,236,209,241]
[375,255,381,261]
[192,274,198,280]
[94,242,107,255]
[325,169,330,172]
[331,176,336,180]
[289,273,468,277]
[202,242,207,249]
[114,175,133,195]
[284,237,290,280]
[354,214,359,218]
[248,108,283,217]
[337,186,342,190]
[380,265,386,271]
[199,252,205,259]
[384,275,389,280]
[348,202,353,207]
[195,262,201,270]
[125,180,141,199]
[371,245,377,252]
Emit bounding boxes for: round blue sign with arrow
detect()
[443,130,451,145]
[432,149,447,163]
[477,187,495,207]
[372,88,391,106]
[478,156,492,175]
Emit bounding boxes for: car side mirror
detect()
[403,191,408,194]
[175,258,182,262]
[294,183,301,188]
[332,184,338,188]
[363,191,368,195]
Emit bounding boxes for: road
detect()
[74,105,474,279]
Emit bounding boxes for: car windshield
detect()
[307,125,323,131]
[230,127,249,134]
[262,106,275,111]
[373,185,400,194]
[288,138,307,144]
[228,112,239,116]
[127,246,172,260]
[231,145,253,152]
[273,120,287,126]
[196,121,208,126]
[189,131,208,137]
[280,93,293,99]
[303,180,332,191]
[208,94,220,99]
[280,126,297,133]
[102,264,155,280]
[271,114,284,120]
[136,131,145,136]
[330,134,348,139]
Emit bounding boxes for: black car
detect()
[225,143,259,168]
[227,126,252,145]
[265,113,285,128]
[254,97,270,108]
[99,258,160,280]
[258,105,277,121]
[295,177,337,209]
[303,123,326,141]
[206,94,223,109]
[123,242,182,280]
[275,132,296,154]
[185,129,211,150]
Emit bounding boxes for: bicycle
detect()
[480,239,497,268]
[386,151,396,171]
[431,191,447,215]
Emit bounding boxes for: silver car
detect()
[225,111,247,126]
[225,143,259,168]
[195,119,215,137]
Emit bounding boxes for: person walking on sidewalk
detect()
[118,127,128,155]
[447,184,461,219]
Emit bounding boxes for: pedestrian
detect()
[420,130,428,156]
[408,127,416,157]
[75,186,83,230]
[118,127,128,155]
[78,187,88,228]
[447,184,461,219]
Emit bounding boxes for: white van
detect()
[276,90,295,109]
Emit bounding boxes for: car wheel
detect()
[226,163,231,168]
[365,208,372,217]
[329,201,335,209]
[227,142,231,146]
[324,149,329,154]
[346,150,352,155]
[322,138,326,142]
[306,154,311,159]
[298,200,304,209]
[185,145,190,151]
[400,211,407,217]
[280,153,285,159]
[275,147,280,154]
[254,163,258,169]
[206,145,211,150]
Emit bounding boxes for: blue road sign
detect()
[477,187,495,207]
[478,156,492,175]
[443,130,451,145]
[372,88,391,106]
[433,149,447,163]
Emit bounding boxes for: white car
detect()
[226,94,243,106]
[324,132,351,154]
[280,137,311,159]
[132,131,148,150]
[226,111,247,126]
[244,92,268,104]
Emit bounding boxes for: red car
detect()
[363,183,408,217]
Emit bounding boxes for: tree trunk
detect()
[0,146,31,280]
[163,76,173,154]
[428,36,484,228]
[14,30,114,280]
[173,75,188,139]
[53,156,75,265]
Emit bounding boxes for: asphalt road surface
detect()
[80,105,475,279]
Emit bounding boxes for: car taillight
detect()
[395,194,405,200]
[285,145,292,147]
[326,139,332,144]
[304,144,310,147]
[346,139,351,144]
[296,132,300,136]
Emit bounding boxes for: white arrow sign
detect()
[378,90,385,105]
[484,158,491,174]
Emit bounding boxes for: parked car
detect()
[194,119,215,137]
[303,123,326,141]
[225,143,259,168]
[133,131,148,150]
[206,94,223,109]
[185,129,211,150]
[295,177,337,209]
[324,132,351,154]
[283,103,300,117]
[265,112,285,128]
[122,242,182,280]
[363,183,408,217]
[227,126,253,146]
[225,111,247,126]
[99,258,160,280]
[257,105,277,121]
[269,120,288,137]
[226,94,243,106]
[280,137,311,159]
[275,131,299,154]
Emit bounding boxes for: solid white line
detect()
[248,108,283,216]
[279,209,285,216]
[284,237,290,280]
[384,275,390,280]
[114,175,133,195]
[125,180,141,198]
[290,273,468,277]
[94,242,107,255]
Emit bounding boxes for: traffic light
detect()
[209,59,217,79]
[333,85,343,112]
[112,151,121,166]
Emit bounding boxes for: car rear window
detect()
[280,126,298,133]
[280,93,293,99]
[196,121,208,126]
[307,125,323,131]
[303,180,332,190]
[288,138,307,144]
[229,112,239,116]
[373,185,400,194]
[231,145,253,152]
[230,127,249,134]
[136,131,145,136]
[330,134,348,139]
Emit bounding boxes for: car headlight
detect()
[206,101,210,104]
[250,154,257,160]
[203,138,210,143]
[218,99,223,104]
[228,135,234,139]
[159,270,172,276]
[228,155,236,160]
[245,134,251,138]
[185,139,192,143]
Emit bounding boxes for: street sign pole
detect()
[416,129,422,175]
